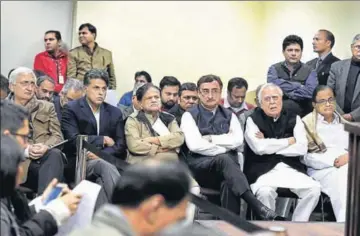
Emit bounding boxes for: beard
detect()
[229,101,243,108]
[162,100,175,110]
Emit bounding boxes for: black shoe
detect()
[256,206,287,221]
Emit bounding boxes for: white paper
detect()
[105,89,119,107]
[55,180,101,236]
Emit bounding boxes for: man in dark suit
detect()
[62,69,124,207]
[328,34,360,122]
[306,29,340,85]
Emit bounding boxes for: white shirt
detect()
[302,114,348,170]
[87,101,100,135]
[245,115,308,157]
[180,110,243,156]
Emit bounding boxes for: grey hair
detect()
[132,82,146,96]
[83,69,109,87]
[60,78,84,94]
[351,34,360,45]
[8,67,37,85]
[257,83,283,103]
[36,75,55,87]
[254,84,264,107]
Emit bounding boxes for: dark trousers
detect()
[23,148,65,194]
[283,98,313,118]
[187,152,250,215]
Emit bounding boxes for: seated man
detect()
[117,82,144,121]
[181,75,283,220]
[327,34,360,122]
[7,67,65,194]
[168,82,198,125]
[117,70,152,107]
[61,69,124,205]
[267,35,318,117]
[35,75,55,102]
[69,161,195,236]
[160,76,181,111]
[302,85,348,222]
[53,78,84,121]
[223,77,255,118]
[244,83,321,221]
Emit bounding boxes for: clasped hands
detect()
[29,143,49,159]
[86,136,115,160]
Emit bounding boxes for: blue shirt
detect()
[117,90,133,107]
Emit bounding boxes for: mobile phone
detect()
[49,140,68,149]
[43,183,66,205]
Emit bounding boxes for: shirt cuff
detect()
[43,199,71,227]
[24,145,30,158]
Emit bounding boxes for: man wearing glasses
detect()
[328,34,360,122]
[168,82,198,125]
[244,83,321,222]
[180,75,284,220]
[7,67,65,195]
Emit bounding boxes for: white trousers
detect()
[251,163,321,221]
[310,164,348,222]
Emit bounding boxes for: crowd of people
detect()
[1,22,359,236]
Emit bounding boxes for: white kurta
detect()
[180,111,244,156]
[301,114,348,222]
[245,115,321,221]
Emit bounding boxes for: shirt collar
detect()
[86,97,101,113]
[317,112,340,124]
[319,51,332,61]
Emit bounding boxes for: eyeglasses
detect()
[263,95,280,103]
[199,89,220,97]
[353,45,360,50]
[315,97,336,105]
[18,80,36,88]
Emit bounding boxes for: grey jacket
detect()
[327,59,360,121]
[69,204,135,236]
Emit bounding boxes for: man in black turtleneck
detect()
[328,34,360,122]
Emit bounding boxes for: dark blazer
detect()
[61,96,127,167]
[53,95,62,122]
[306,52,340,85]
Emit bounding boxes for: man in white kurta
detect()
[244,83,321,221]
[301,86,349,222]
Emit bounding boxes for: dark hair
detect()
[36,75,55,87]
[319,29,335,49]
[159,76,181,90]
[136,83,160,101]
[0,135,25,198]
[83,69,109,87]
[227,77,248,93]
[179,82,197,96]
[312,85,335,102]
[1,74,10,95]
[45,30,62,41]
[197,74,223,90]
[79,23,97,39]
[135,71,152,83]
[8,68,16,79]
[282,35,303,51]
[1,100,29,133]
[111,162,190,208]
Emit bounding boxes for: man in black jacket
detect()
[307,29,340,85]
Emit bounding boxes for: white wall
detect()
[1,1,74,76]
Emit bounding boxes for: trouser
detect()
[24,148,65,194]
[86,158,121,211]
[283,98,313,118]
[187,152,250,215]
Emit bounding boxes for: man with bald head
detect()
[244,83,321,221]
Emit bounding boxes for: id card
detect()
[59,75,65,84]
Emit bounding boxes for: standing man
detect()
[307,29,340,85]
[117,71,152,107]
[159,76,181,111]
[67,23,116,90]
[34,30,68,94]
[35,75,55,102]
[168,82,198,125]
[267,35,318,117]
[223,77,255,118]
[327,34,360,122]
